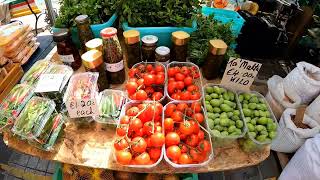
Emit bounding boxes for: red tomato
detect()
[155,74,165,85]
[129,68,139,78]
[166,145,181,161]
[167,82,177,95]
[128,78,137,82]
[144,74,155,86]
[178,153,193,164]
[179,121,194,135]
[120,116,130,124]
[168,67,177,77]
[176,81,185,90]
[171,111,183,122]
[197,140,211,153]
[197,130,205,141]
[143,122,154,136]
[130,93,137,100]
[126,107,139,116]
[175,73,185,81]
[190,92,201,100]
[186,134,199,147]
[129,118,143,132]
[116,150,132,165]
[136,90,148,100]
[171,93,181,100]
[145,136,152,147]
[190,120,200,134]
[165,132,180,146]
[185,108,194,117]
[179,132,187,141]
[116,125,127,137]
[165,104,176,117]
[155,65,164,72]
[149,70,156,75]
[190,149,201,163]
[137,78,144,87]
[146,64,153,72]
[133,128,144,138]
[187,85,199,92]
[145,86,155,95]
[135,152,151,165]
[131,137,147,153]
[149,148,161,161]
[114,138,129,151]
[176,103,188,112]
[179,144,189,153]
[181,66,191,76]
[184,76,193,86]
[137,64,145,71]
[168,77,175,83]
[126,81,138,95]
[152,92,163,101]
[180,91,191,100]
[191,102,202,113]
[155,125,162,133]
[150,132,165,147]
[192,113,204,123]
[164,118,174,131]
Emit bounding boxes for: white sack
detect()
[306,95,320,125]
[271,108,320,153]
[265,91,285,120]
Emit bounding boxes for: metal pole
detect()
[44,0,56,26]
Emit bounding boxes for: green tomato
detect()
[205,101,210,105]
[213,107,221,113]
[257,117,268,125]
[250,96,259,103]
[259,98,265,104]
[206,104,214,113]
[255,125,266,132]
[211,129,221,136]
[265,111,271,118]
[256,104,262,110]
[214,125,223,131]
[231,115,240,121]
[205,95,212,101]
[233,110,240,116]
[214,118,221,125]
[220,87,226,94]
[243,108,252,117]
[207,112,215,119]
[220,118,230,127]
[267,122,277,131]
[220,112,228,119]
[260,131,269,136]
[206,86,214,94]
[235,128,242,135]
[243,100,249,104]
[224,100,235,108]
[227,112,234,118]
[210,93,219,99]
[261,104,268,111]
[267,118,274,124]
[245,117,251,123]
[236,120,244,128]
[259,110,266,117]
[243,93,251,100]
[221,104,233,112]
[210,99,222,107]
[242,104,249,109]
[248,132,257,138]
[269,131,277,139]
[228,91,235,101]
[250,119,257,125]
[208,119,215,129]
[228,125,237,133]
[221,131,229,136]
[254,110,260,117]
[247,123,255,132]
[248,103,257,110]
[213,86,221,94]
[229,120,236,126]
[223,92,230,101]
[239,94,244,102]
[256,135,267,142]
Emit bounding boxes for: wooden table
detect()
[3,47,270,173]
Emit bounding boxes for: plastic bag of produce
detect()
[306,95,320,124]
[283,62,320,104]
[271,108,320,153]
[266,75,302,119]
[279,134,320,180]
[20,60,50,85]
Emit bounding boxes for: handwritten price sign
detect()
[221,58,262,91]
[66,98,99,118]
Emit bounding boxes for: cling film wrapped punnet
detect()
[20,60,51,86]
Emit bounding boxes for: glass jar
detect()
[155,46,170,66]
[85,38,103,52]
[171,31,190,62]
[123,30,141,68]
[202,39,228,80]
[81,50,109,91]
[100,27,125,84]
[75,14,94,53]
[53,29,82,71]
[142,35,158,62]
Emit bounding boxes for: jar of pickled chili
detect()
[141,35,158,62]
[155,46,170,66]
[100,27,125,84]
[123,30,141,68]
[75,15,94,52]
[53,29,82,71]
[81,49,109,91]
[202,39,228,80]
[171,31,190,62]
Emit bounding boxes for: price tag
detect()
[35,74,65,93]
[221,57,262,91]
[66,98,99,118]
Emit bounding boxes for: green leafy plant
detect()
[54,0,118,28]
[188,14,238,66]
[118,0,200,27]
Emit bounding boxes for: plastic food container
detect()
[162,101,214,168]
[0,84,34,130]
[12,97,56,139]
[166,61,203,102]
[94,89,127,125]
[237,91,278,152]
[20,60,51,85]
[202,84,246,147]
[127,62,167,103]
[0,23,29,47]
[28,113,65,151]
[114,101,164,168]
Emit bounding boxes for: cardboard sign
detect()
[66,98,99,118]
[35,74,65,93]
[221,58,262,91]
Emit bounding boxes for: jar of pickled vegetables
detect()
[155,46,170,65]
[142,35,158,62]
[85,38,103,52]
[75,15,94,52]
[100,27,125,84]
[81,49,109,91]
[171,31,190,62]
[123,30,141,68]
[53,29,82,71]
[202,39,228,80]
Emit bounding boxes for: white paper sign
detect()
[66,98,99,118]
[35,74,65,93]
[221,57,262,91]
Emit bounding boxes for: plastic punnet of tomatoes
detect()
[166,62,203,101]
[114,102,165,167]
[163,101,214,168]
[203,84,247,147]
[126,62,167,103]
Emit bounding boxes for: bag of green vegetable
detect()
[12,96,56,139]
[238,92,278,152]
[28,113,65,151]
[0,84,34,131]
[20,60,51,86]
[203,84,246,147]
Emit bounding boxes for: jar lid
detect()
[209,39,228,55]
[123,30,140,45]
[172,31,190,46]
[81,50,104,69]
[100,27,117,38]
[75,15,89,24]
[155,46,170,56]
[53,28,70,42]
[85,38,103,51]
[142,35,158,46]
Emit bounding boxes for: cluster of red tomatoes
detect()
[126,63,165,101]
[164,102,211,164]
[114,102,165,165]
[167,65,202,101]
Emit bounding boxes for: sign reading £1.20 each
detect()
[221,58,262,91]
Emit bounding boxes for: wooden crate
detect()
[0,63,24,101]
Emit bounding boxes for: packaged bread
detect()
[21,42,40,65]
[5,35,34,58]
[0,22,29,47]
[4,26,33,55]
[12,39,36,63]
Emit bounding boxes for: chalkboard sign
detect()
[221,58,262,91]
